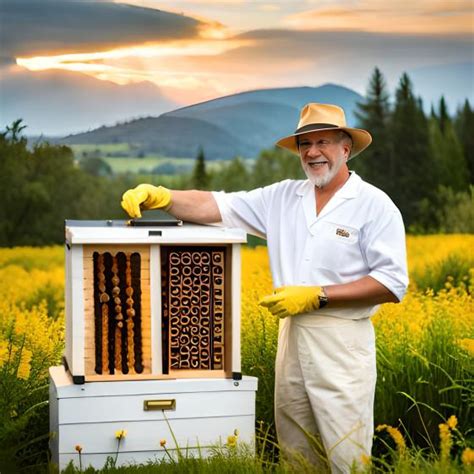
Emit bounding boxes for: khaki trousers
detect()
[275,314,376,474]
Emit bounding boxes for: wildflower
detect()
[461,447,474,466]
[376,425,407,454]
[160,439,166,447]
[439,422,452,462]
[458,338,474,356]
[360,454,371,466]
[115,429,127,440]
[446,415,458,430]
[113,429,127,467]
[17,347,32,380]
[376,424,406,454]
[75,444,83,471]
[227,435,238,447]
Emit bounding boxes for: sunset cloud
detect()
[0,0,203,60]
[283,0,473,35]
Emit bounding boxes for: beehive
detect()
[64,220,246,383]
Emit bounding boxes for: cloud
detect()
[258,4,282,12]
[283,0,474,34]
[207,29,473,101]
[12,25,472,106]
[0,0,205,60]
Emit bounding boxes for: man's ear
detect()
[344,144,351,160]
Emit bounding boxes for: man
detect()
[121,103,408,473]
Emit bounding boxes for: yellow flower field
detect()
[0,235,472,471]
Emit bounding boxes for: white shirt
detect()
[213,172,409,320]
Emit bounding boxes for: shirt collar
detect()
[296,171,361,199]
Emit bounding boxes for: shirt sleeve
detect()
[362,209,409,302]
[212,187,270,239]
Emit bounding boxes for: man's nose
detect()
[306,143,321,156]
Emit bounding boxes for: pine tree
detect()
[438,96,449,134]
[455,100,474,184]
[215,156,251,192]
[390,73,435,227]
[191,146,209,190]
[429,97,469,191]
[354,67,393,193]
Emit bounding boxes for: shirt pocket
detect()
[314,221,362,271]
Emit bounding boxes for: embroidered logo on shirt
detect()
[336,228,350,238]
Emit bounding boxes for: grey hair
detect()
[336,131,353,155]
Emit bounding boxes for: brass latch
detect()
[143,399,176,411]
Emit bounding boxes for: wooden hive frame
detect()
[83,244,152,381]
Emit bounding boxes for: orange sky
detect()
[8,0,474,106]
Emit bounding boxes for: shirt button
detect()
[305,257,310,261]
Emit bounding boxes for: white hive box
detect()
[64,219,247,383]
[50,366,258,470]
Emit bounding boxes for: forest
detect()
[0,69,472,246]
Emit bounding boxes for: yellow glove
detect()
[121,184,172,218]
[259,286,327,318]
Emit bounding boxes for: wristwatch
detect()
[318,287,329,309]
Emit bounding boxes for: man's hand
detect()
[259,286,326,318]
[121,184,172,218]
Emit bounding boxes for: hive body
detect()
[50,220,257,470]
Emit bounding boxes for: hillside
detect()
[60,83,364,159]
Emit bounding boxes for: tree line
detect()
[0,68,472,246]
[192,69,473,233]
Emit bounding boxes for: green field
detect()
[69,143,252,175]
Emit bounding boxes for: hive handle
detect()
[143,399,176,411]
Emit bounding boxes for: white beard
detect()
[303,154,346,188]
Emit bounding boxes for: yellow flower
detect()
[360,454,371,466]
[376,424,406,454]
[446,415,458,430]
[438,422,452,462]
[17,347,32,380]
[227,435,238,447]
[160,439,166,447]
[75,445,82,453]
[115,429,127,440]
[461,447,474,466]
[458,338,474,356]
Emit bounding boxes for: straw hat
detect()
[276,103,372,159]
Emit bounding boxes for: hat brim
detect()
[276,126,372,159]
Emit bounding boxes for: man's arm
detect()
[169,190,221,223]
[259,276,399,319]
[121,184,221,223]
[323,275,399,307]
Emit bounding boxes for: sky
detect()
[0,0,473,135]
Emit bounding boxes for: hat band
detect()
[294,123,339,134]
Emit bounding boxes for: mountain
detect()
[60,83,364,159]
[0,68,178,136]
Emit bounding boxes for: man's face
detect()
[298,130,350,188]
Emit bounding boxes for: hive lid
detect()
[65,219,247,244]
